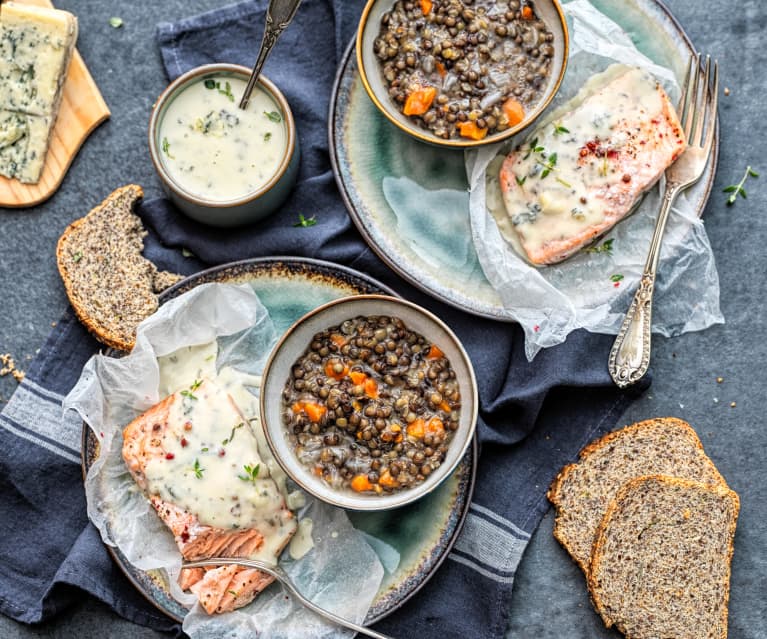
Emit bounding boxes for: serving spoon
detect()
[183,557,395,639]
[239,0,303,110]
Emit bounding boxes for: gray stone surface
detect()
[0,0,764,638]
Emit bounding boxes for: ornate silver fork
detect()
[608,54,719,388]
[182,557,395,639]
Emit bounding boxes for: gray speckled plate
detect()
[330,0,719,321]
[81,257,476,625]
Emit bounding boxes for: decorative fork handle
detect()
[239,0,303,109]
[608,183,681,388]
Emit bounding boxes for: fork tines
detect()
[679,53,719,151]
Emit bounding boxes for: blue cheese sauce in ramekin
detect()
[158,75,287,201]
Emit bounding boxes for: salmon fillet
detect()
[122,379,296,614]
[498,66,686,265]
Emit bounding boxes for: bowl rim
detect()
[355,0,570,149]
[260,293,479,511]
[148,62,297,208]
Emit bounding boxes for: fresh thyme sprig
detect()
[238,463,261,484]
[585,238,614,255]
[293,214,317,227]
[552,123,570,136]
[724,166,759,205]
[222,423,244,446]
[193,458,204,479]
[538,152,558,179]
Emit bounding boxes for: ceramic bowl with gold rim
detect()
[260,294,478,511]
[356,0,568,148]
[149,63,300,228]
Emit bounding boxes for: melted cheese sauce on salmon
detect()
[142,380,295,561]
[495,67,684,263]
[138,344,308,562]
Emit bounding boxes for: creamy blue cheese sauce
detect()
[159,75,287,201]
[143,344,306,561]
[493,67,670,260]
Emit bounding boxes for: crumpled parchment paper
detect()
[468,0,723,359]
[64,283,386,639]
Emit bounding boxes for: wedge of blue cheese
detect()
[0,2,77,183]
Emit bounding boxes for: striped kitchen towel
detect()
[0,1,645,637]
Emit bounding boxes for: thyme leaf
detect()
[222,422,244,446]
[293,213,317,228]
[610,273,624,283]
[553,123,570,136]
[238,463,261,483]
[193,459,204,479]
[180,389,198,400]
[161,137,175,159]
[264,111,282,123]
[585,238,614,255]
[724,165,759,205]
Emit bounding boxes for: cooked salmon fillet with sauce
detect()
[122,379,296,614]
[497,66,686,265]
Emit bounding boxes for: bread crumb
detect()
[724,87,730,96]
[716,376,724,383]
[730,401,736,408]
[0,353,25,383]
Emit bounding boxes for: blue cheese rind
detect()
[0,2,77,183]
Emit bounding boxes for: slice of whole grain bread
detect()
[588,475,739,639]
[56,185,182,351]
[547,417,726,574]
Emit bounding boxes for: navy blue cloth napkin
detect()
[0,1,647,637]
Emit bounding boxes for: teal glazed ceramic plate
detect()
[81,257,476,624]
[330,0,719,321]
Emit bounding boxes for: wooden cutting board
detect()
[0,0,110,208]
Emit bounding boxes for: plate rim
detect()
[328,0,720,322]
[80,255,477,626]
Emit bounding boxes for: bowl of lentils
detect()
[260,295,478,510]
[356,0,568,147]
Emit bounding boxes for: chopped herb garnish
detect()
[190,379,202,391]
[585,238,614,255]
[109,16,123,28]
[523,137,545,160]
[201,447,209,452]
[724,165,759,205]
[553,123,570,136]
[202,78,235,101]
[538,152,558,179]
[238,463,261,483]
[180,389,198,400]
[222,423,244,446]
[204,354,215,362]
[219,81,234,102]
[228,590,238,597]
[264,111,282,123]
[515,174,527,187]
[610,273,624,283]
[161,137,175,159]
[72,251,83,263]
[264,132,272,142]
[293,213,317,227]
[193,459,204,479]
[555,176,572,189]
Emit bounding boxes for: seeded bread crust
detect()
[588,475,739,639]
[56,185,182,351]
[547,417,727,575]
